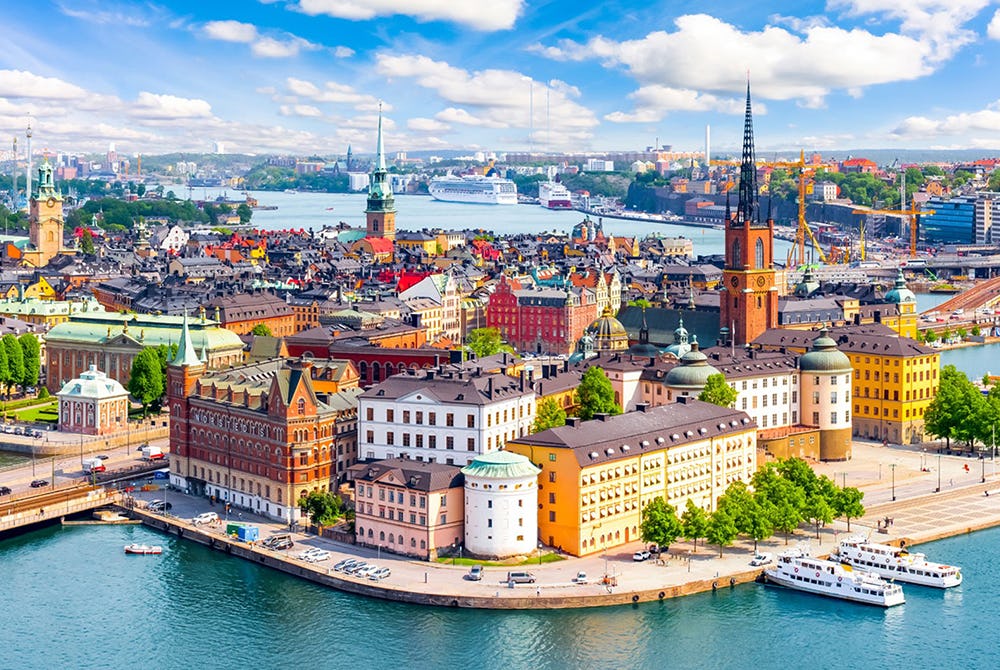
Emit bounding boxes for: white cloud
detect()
[374,54,598,141]
[605,85,748,123]
[201,20,320,58]
[279,104,323,117]
[130,92,213,120]
[58,2,154,27]
[0,70,88,100]
[290,0,523,31]
[407,117,450,132]
[332,46,355,58]
[988,9,1000,40]
[202,20,258,43]
[531,11,970,112]
[891,100,1000,139]
[283,77,385,110]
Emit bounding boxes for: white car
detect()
[369,567,391,581]
[305,550,331,563]
[192,512,218,525]
[355,564,380,578]
[297,548,325,561]
[573,571,588,584]
[750,552,773,566]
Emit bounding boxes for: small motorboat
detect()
[124,543,163,555]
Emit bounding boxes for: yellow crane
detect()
[851,204,934,259]
[763,150,838,267]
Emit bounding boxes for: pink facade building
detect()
[350,458,464,560]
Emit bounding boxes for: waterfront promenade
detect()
[125,440,1000,609]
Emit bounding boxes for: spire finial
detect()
[376,100,386,172]
[737,75,759,227]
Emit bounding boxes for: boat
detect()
[428,175,517,205]
[834,536,962,588]
[538,181,573,209]
[124,543,162,555]
[762,548,905,607]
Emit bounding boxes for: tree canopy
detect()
[128,347,165,417]
[298,490,345,527]
[1,335,24,392]
[18,333,40,388]
[576,366,621,420]
[250,323,273,337]
[533,397,567,433]
[465,327,512,358]
[698,373,738,408]
[640,498,683,550]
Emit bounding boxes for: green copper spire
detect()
[366,101,395,214]
[172,310,202,367]
[376,102,386,172]
[36,159,61,202]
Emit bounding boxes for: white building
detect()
[461,451,540,558]
[585,158,615,172]
[57,364,130,436]
[153,224,190,254]
[398,272,462,342]
[358,368,536,467]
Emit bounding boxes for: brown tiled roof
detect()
[361,368,534,405]
[509,398,754,468]
[349,457,463,491]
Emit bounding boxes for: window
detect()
[416,411,423,425]
[420,497,426,509]
[467,415,475,428]
[440,514,447,524]
[403,411,410,424]
[428,435,436,449]
[548,493,556,504]
[467,437,475,451]
[446,436,454,450]
[755,238,764,269]
[297,398,306,415]
[548,471,556,483]
[812,391,820,404]
[488,500,493,509]
[366,430,374,443]
[415,434,423,448]
[402,433,411,447]
[366,407,373,421]
[549,511,556,522]
[386,409,394,422]
[830,392,838,404]
[429,412,436,426]
[440,494,447,507]
[812,412,819,425]
[831,411,838,425]
[387,431,395,445]
[446,413,454,426]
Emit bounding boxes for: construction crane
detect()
[851,203,934,259]
[762,150,838,267]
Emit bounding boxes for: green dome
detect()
[795,266,820,298]
[586,305,629,351]
[461,450,541,480]
[665,339,720,390]
[799,327,852,373]
[883,267,916,304]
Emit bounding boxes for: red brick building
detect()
[168,315,362,524]
[487,275,598,355]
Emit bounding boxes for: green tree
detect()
[250,323,273,337]
[236,203,253,224]
[833,486,865,532]
[698,373,738,408]
[1,335,24,393]
[639,497,683,550]
[79,229,95,255]
[926,365,981,449]
[973,325,982,338]
[705,507,739,557]
[681,499,710,552]
[464,327,512,358]
[298,490,345,528]
[533,397,567,433]
[128,347,165,417]
[923,329,938,343]
[767,477,806,544]
[628,298,651,308]
[18,333,38,387]
[803,494,834,540]
[576,366,621,420]
[0,340,9,397]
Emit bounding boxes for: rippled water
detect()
[0,523,993,669]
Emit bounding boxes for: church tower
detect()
[365,104,396,241]
[26,160,64,267]
[720,81,777,345]
[167,311,206,491]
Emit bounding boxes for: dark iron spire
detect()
[736,79,759,227]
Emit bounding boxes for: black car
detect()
[0,486,11,495]
[147,500,173,512]
[30,479,48,488]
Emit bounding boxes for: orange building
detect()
[205,292,296,338]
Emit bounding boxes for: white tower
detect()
[461,451,540,558]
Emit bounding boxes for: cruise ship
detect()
[763,548,906,607]
[427,175,517,205]
[835,536,963,588]
[538,181,573,209]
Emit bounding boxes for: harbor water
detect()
[0,522,993,669]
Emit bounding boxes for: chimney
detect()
[594,412,610,422]
[635,402,650,413]
[487,376,494,398]
[519,369,526,391]
[565,416,581,428]
[677,395,692,405]
[426,370,435,381]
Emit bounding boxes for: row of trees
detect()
[640,458,865,557]
[0,333,41,393]
[924,364,1000,451]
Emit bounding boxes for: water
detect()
[915,292,954,315]
[0,450,27,468]
[202,189,795,260]
[940,342,1000,381]
[0,522,994,669]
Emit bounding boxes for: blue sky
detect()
[3,0,1000,156]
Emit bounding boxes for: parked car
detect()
[633,550,651,562]
[355,564,379,578]
[270,537,294,551]
[506,571,536,584]
[467,565,483,581]
[297,548,325,561]
[147,500,172,512]
[305,550,331,563]
[13,426,24,435]
[345,562,372,576]
[369,567,391,581]
[30,479,48,488]
[334,558,360,572]
[262,534,293,550]
[573,571,589,584]
[192,512,219,525]
[0,486,11,495]
[95,454,110,461]
[750,552,773,566]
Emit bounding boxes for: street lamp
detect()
[981,454,986,484]
[890,463,897,502]
[538,541,543,566]
[936,453,942,493]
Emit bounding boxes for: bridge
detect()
[927,276,1000,315]
[0,483,118,534]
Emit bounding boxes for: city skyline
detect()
[4,1,1000,156]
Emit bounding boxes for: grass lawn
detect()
[13,403,58,423]
[435,552,565,567]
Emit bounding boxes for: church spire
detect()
[735,78,760,228]
[172,310,201,367]
[375,102,387,173]
[365,101,396,240]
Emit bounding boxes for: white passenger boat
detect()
[428,175,517,205]
[835,536,962,588]
[124,543,162,555]
[762,548,905,607]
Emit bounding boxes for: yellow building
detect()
[506,398,757,557]
[755,323,937,444]
[395,231,439,256]
[0,296,105,327]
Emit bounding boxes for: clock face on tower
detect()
[730,276,739,288]
[756,276,766,287]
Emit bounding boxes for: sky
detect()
[5,0,1000,157]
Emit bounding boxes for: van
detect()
[192,512,219,525]
[506,571,535,584]
[82,457,106,474]
[141,445,165,461]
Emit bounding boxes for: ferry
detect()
[835,536,962,588]
[538,180,573,209]
[428,175,517,205]
[124,543,163,555]
[762,548,905,607]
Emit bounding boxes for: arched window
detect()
[359,361,368,379]
[731,240,741,267]
[397,534,403,545]
[297,398,306,415]
[368,529,374,538]
[379,531,386,541]
[755,238,765,269]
